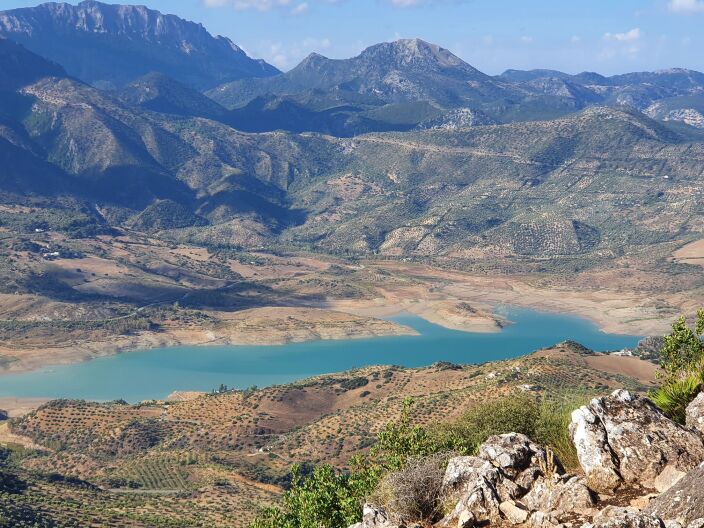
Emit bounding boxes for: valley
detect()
[0,224,685,378]
[0,2,702,527]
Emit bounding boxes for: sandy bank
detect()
[360,261,681,336]
[0,307,416,375]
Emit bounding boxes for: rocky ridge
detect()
[353,390,704,528]
[0,0,279,89]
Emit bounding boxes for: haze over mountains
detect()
[0,1,703,271]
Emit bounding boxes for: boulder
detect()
[646,463,704,526]
[479,433,563,479]
[442,471,502,525]
[442,456,499,494]
[362,504,405,528]
[570,405,622,493]
[529,510,561,528]
[479,433,534,477]
[653,465,686,494]
[440,434,568,527]
[570,390,704,492]
[685,392,704,436]
[588,506,664,528]
[499,500,529,525]
[522,475,595,519]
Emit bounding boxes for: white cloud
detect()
[290,2,309,15]
[265,37,332,69]
[603,28,641,42]
[668,0,704,13]
[600,28,643,61]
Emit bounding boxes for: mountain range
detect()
[0,1,702,272]
[0,0,279,90]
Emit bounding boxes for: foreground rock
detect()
[645,463,704,525]
[360,504,421,528]
[439,433,594,527]
[570,390,704,493]
[587,506,664,528]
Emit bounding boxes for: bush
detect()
[533,395,587,470]
[431,393,586,470]
[652,309,704,423]
[340,377,369,391]
[658,310,704,379]
[371,453,451,523]
[249,464,365,528]
[432,393,540,455]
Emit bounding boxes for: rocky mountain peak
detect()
[1,1,233,53]
[359,38,478,74]
[0,1,279,89]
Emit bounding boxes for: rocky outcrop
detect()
[522,474,595,517]
[645,463,704,526]
[360,504,422,528]
[353,389,704,528]
[361,504,402,528]
[439,433,594,527]
[570,390,704,492]
[685,392,704,436]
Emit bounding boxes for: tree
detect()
[659,310,704,379]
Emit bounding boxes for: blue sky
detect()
[4,0,704,74]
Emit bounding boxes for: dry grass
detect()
[372,452,452,523]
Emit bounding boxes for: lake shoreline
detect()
[0,306,418,377]
[0,308,642,403]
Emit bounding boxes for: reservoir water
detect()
[0,307,641,402]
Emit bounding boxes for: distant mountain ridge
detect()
[500,67,704,114]
[206,38,704,134]
[208,38,512,109]
[0,33,702,265]
[0,0,279,90]
[2,0,703,134]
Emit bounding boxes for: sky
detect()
[3,0,704,74]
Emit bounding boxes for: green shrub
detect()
[431,393,586,470]
[534,395,588,470]
[659,310,704,379]
[249,398,426,528]
[652,309,704,422]
[249,464,367,528]
[432,393,540,455]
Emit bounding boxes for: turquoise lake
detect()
[0,307,641,402]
